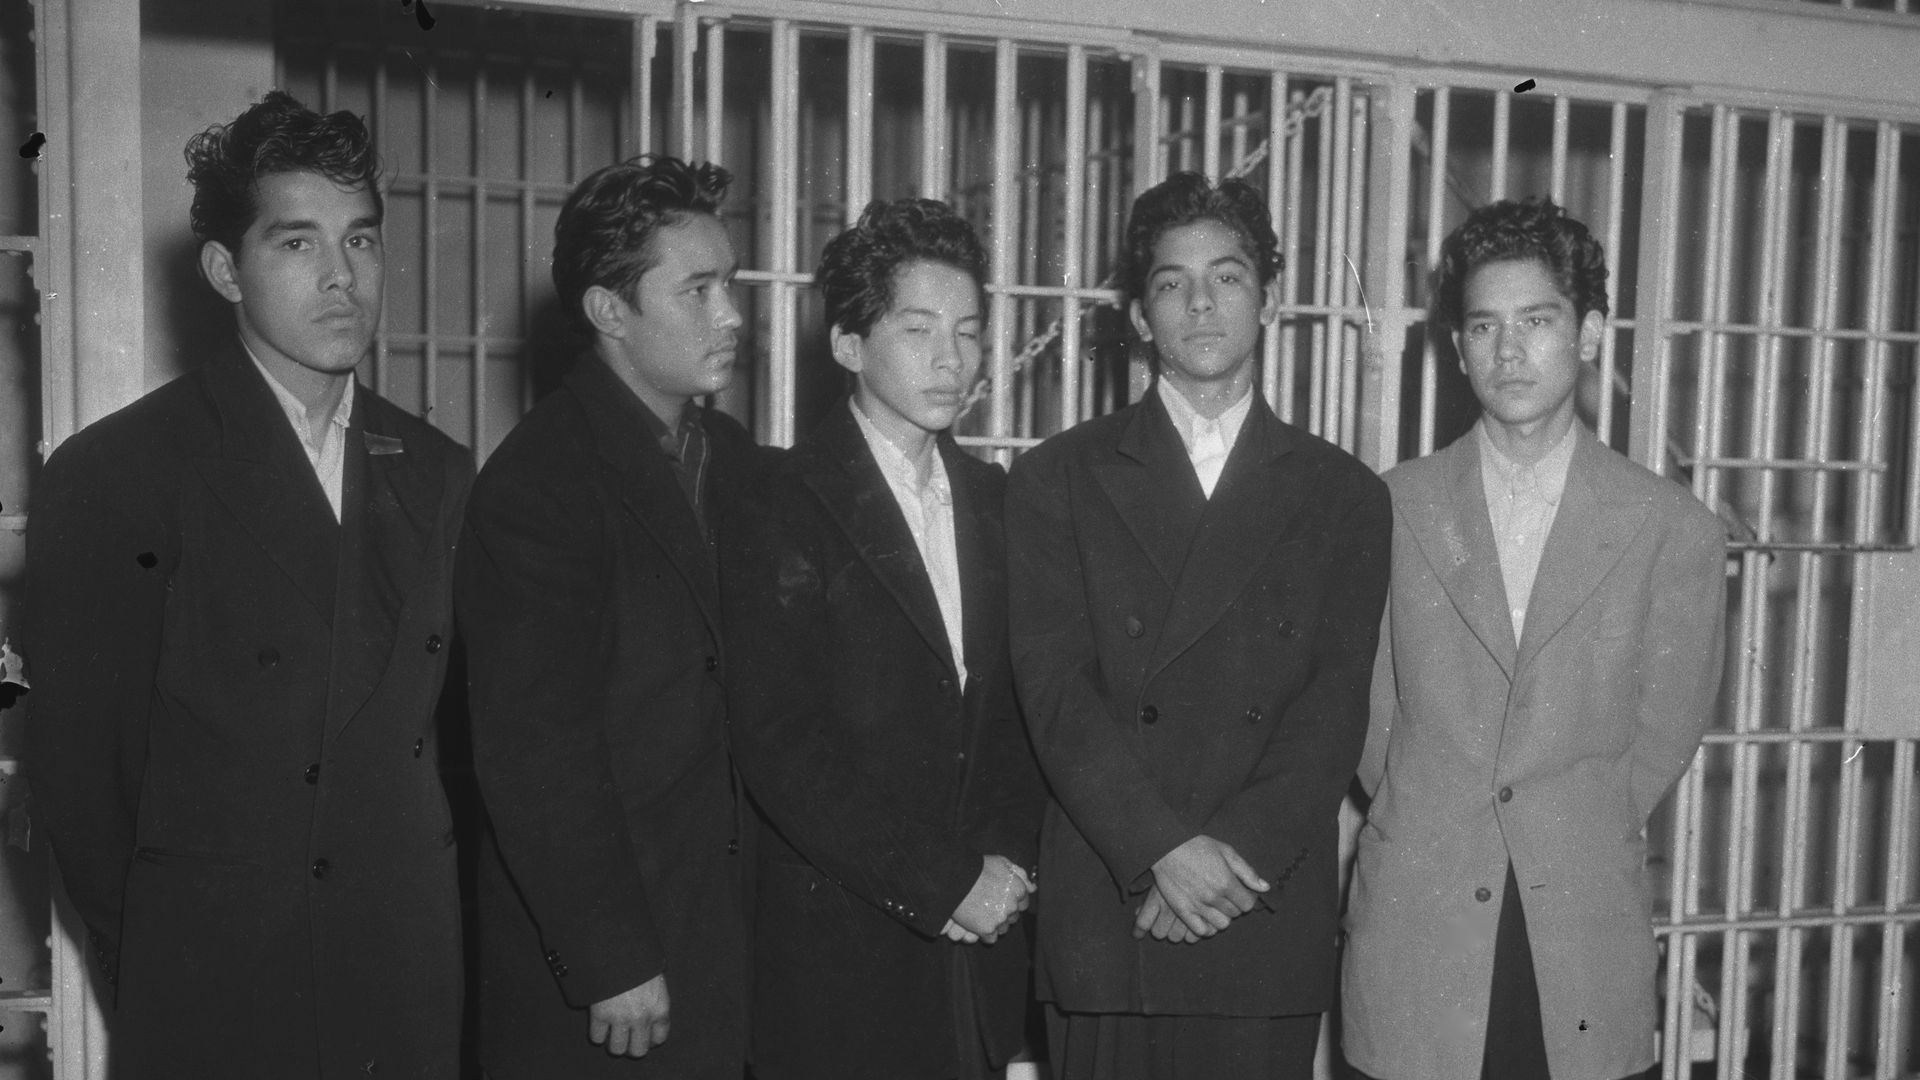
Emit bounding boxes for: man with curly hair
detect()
[1341,198,1728,1080]
[27,92,471,1075]
[457,153,756,1077]
[719,197,1046,1079]
[1005,172,1391,1079]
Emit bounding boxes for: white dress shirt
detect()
[1156,378,1253,499]
[245,344,355,523]
[849,400,968,688]
[1477,419,1576,640]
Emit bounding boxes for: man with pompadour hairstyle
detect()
[1006,171,1391,1079]
[458,153,756,1078]
[27,90,471,1076]
[1342,197,1727,1080]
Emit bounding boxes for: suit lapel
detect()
[569,357,722,640]
[1405,433,1518,678]
[1145,400,1293,678]
[326,397,445,739]
[1091,393,1206,590]
[193,346,341,625]
[1515,427,1648,671]
[800,404,959,679]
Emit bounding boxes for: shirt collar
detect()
[849,397,949,501]
[1476,417,1577,505]
[241,339,355,446]
[633,394,701,462]
[1156,377,1253,454]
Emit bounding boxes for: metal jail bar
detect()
[258,7,1920,1080]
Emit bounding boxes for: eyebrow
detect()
[1464,300,1568,320]
[259,215,382,238]
[1148,252,1254,279]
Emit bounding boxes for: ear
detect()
[1128,299,1152,343]
[1257,276,1281,327]
[200,241,244,304]
[1452,330,1467,376]
[829,325,864,375]
[1577,309,1604,362]
[582,285,630,340]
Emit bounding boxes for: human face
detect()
[597,213,742,418]
[834,260,984,450]
[1129,218,1278,404]
[1453,257,1602,438]
[201,171,382,402]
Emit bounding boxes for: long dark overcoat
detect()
[27,343,472,1077]
[719,402,1046,1080]
[1005,390,1390,1018]
[457,355,753,1079]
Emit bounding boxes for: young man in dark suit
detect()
[27,92,472,1077]
[457,155,756,1077]
[1342,199,1727,1080]
[720,198,1046,1080]
[1006,172,1391,1079]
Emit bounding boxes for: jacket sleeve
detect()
[25,431,168,991]
[1005,445,1193,895]
[1356,596,1396,801]
[1202,470,1392,890]
[457,464,662,1009]
[719,475,982,938]
[1628,505,1728,821]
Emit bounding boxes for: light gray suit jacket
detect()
[1342,424,1727,1080]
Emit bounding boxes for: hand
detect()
[1132,884,1195,943]
[1150,835,1268,939]
[948,854,1034,944]
[588,975,670,1058]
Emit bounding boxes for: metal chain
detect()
[962,84,1336,418]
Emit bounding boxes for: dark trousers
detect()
[1046,1005,1322,1080]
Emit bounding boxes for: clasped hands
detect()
[942,853,1035,944]
[1133,834,1269,944]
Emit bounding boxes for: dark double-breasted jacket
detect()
[1005,389,1390,1018]
[719,401,1046,1080]
[457,355,755,1079]
[27,342,473,1077]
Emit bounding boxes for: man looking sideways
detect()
[1342,198,1727,1080]
[458,155,755,1077]
[1006,172,1391,1079]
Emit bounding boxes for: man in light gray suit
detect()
[1342,198,1727,1080]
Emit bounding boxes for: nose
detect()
[1187,281,1215,315]
[323,243,355,294]
[1493,320,1522,362]
[932,330,964,373]
[714,284,744,331]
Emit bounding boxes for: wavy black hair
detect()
[1432,197,1610,331]
[816,198,988,337]
[1119,171,1282,306]
[551,154,733,334]
[185,90,383,256]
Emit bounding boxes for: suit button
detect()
[425,634,443,654]
[727,839,740,855]
[312,858,331,880]
[704,656,718,672]
[257,648,280,668]
[938,677,954,693]
[554,963,569,977]
[1245,706,1263,725]
[1474,886,1491,902]
[1125,615,1144,638]
[1498,786,1513,803]
[544,950,561,964]
[413,739,424,758]
[1276,620,1295,639]
[1139,704,1159,725]
[304,763,320,785]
